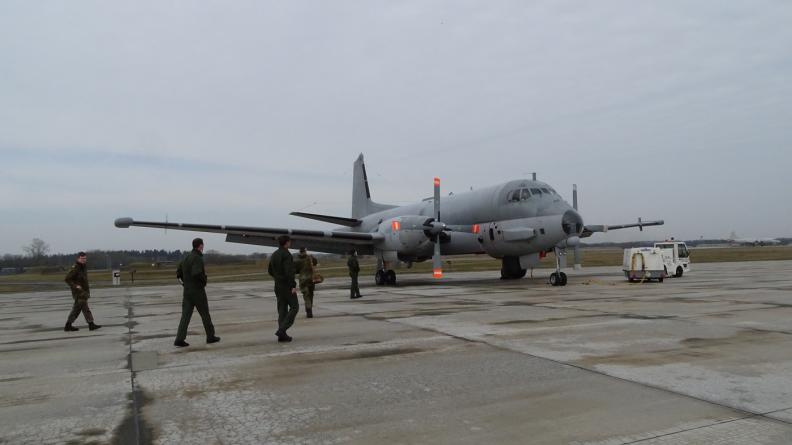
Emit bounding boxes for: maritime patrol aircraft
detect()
[115,155,663,286]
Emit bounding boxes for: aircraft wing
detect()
[114,217,382,255]
[581,218,664,238]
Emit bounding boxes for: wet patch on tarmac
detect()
[1,335,91,345]
[576,330,784,368]
[620,314,678,320]
[0,392,50,408]
[296,347,426,363]
[492,314,605,325]
[111,389,155,445]
[77,428,106,437]
[0,376,29,383]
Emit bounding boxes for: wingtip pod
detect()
[114,217,133,228]
[433,268,443,279]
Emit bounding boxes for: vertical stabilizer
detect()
[352,154,396,218]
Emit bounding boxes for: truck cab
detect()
[654,241,690,277]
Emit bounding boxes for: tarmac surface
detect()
[2,260,792,444]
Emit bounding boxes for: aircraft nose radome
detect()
[562,210,584,235]
[114,217,133,228]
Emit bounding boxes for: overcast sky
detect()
[1,1,791,255]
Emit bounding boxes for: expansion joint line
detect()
[126,290,142,445]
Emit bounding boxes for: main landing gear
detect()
[500,256,527,280]
[375,269,396,285]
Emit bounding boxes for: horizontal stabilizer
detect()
[290,212,362,227]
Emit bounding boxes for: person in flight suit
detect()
[347,249,362,299]
[174,238,220,347]
[294,247,318,318]
[268,235,299,342]
[64,252,101,332]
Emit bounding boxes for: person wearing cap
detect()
[267,235,298,342]
[64,252,101,332]
[347,249,362,299]
[294,247,318,318]
[174,238,220,347]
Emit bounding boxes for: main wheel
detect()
[375,270,385,285]
[559,272,568,286]
[675,266,684,278]
[658,276,664,283]
[385,270,396,285]
[549,272,559,286]
[500,256,527,279]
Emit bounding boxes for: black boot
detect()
[207,336,221,344]
[64,322,79,332]
[174,340,190,347]
[306,308,313,318]
[88,322,102,331]
[276,330,292,342]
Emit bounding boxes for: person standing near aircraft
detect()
[294,247,318,318]
[64,252,101,332]
[347,249,362,299]
[174,238,220,347]
[268,235,299,342]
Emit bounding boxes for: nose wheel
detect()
[549,272,568,286]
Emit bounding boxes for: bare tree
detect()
[23,238,50,264]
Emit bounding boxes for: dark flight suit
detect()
[268,247,298,333]
[64,262,94,324]
[175,250,216,342]
[347,255,362,299]
[294,253,317,311]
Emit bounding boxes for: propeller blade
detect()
[433,177,441,221]
[432,236,443,278]
[572,184,578,211]
[573,245,582,270]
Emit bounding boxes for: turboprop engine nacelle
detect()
[478,210,584,258]
[376,215,435,255]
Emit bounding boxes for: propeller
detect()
[572,185,582,269]
[432,177,443,278]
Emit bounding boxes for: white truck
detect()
[623,247,667,282]
[654,241,691,277]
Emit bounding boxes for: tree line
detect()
[2,239,268,269]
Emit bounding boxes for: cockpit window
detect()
[507,190,521,203]
[531,188,542,195]
[541,188,550,194]
[520,189,531,200]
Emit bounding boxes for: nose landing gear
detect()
[549,247,568,286]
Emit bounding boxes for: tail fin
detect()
[352,154,396,218]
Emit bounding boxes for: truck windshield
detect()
[678,245,689,258]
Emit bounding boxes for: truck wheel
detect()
[675,267,683,278]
